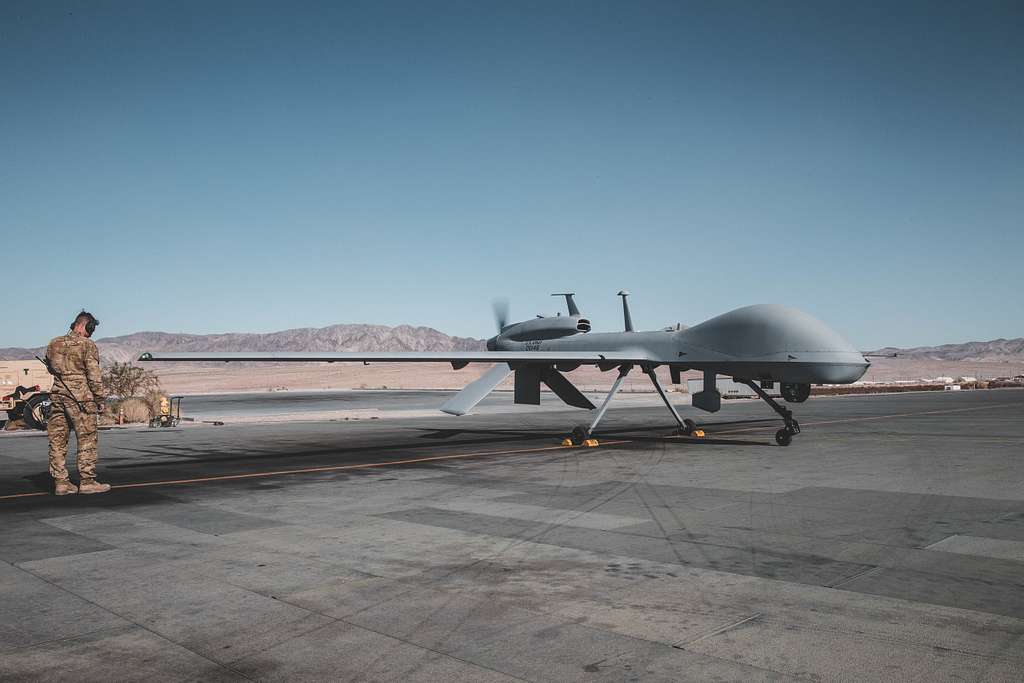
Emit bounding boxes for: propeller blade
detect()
[492,298,510,332]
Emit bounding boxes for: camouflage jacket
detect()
[45,331,106,403]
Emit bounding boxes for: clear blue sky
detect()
[3,1,1021,349]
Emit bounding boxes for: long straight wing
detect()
[138,351,651,363]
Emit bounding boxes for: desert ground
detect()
[150,359,1024,395]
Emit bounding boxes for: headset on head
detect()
[73,311,100,338]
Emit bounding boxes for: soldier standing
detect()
[45,311,110,495]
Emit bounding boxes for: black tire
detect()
[681,418,696,436]
[22,394,52,431]
[571,426,589,445]
[781,383,811,403]
[775,429,792,447]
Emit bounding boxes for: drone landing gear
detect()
[565,366,631,446]
[563,365,707,446]
[739,380,801,446]
[644,367,704,438]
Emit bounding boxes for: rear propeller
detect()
[492,298,510,332]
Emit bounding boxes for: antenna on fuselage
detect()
[551,293,580,317]
[617,290,634,332]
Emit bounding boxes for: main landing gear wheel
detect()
[775,429,793,447]
[570,426,590,445]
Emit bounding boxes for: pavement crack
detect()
[828,565,882,588]
[676,612,764,647]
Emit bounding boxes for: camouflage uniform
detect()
[46,331,106,482]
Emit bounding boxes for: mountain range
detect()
[0,325,486,364]
[2,325,1022,364]
[870,338,1024,362]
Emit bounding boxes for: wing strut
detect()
[643,366,686,431]
[570,365,632,444]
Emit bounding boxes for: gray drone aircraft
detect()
[139,293,869,446]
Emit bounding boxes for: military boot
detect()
[54,480,78,496]
[79,479,111,495]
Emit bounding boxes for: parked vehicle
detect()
[1,360,53,430]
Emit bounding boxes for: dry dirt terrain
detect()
[151,363,688,395]
[151,359,1024,395]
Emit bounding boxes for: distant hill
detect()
[870,338,1024,362]
[0,324,486,364]
[5,327,1022,365]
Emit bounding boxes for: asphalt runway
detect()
[179,389,488,419]
[1,389,1023,681]
[174,388,673,421]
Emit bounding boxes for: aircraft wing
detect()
[137,351,652,364]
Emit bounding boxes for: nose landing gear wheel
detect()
[775,429,793,447]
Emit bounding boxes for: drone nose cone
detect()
[682,304,869,383]
[686,304,858,355]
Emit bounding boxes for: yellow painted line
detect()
[0,440,631,501]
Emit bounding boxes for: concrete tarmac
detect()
[1,389,1023,681]
[173,388,680,422]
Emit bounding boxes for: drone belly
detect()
[710,355,867,384]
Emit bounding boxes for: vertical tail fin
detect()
[617,291,634,332]
[551,293,580,317]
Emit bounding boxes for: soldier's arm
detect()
[85,341,106,402]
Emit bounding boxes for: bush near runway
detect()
[811,384,947,396]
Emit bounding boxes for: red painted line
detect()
[3,401,1017,500]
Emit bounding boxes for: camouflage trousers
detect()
[47,395,99,481]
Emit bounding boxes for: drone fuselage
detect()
[488,304,869,385]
